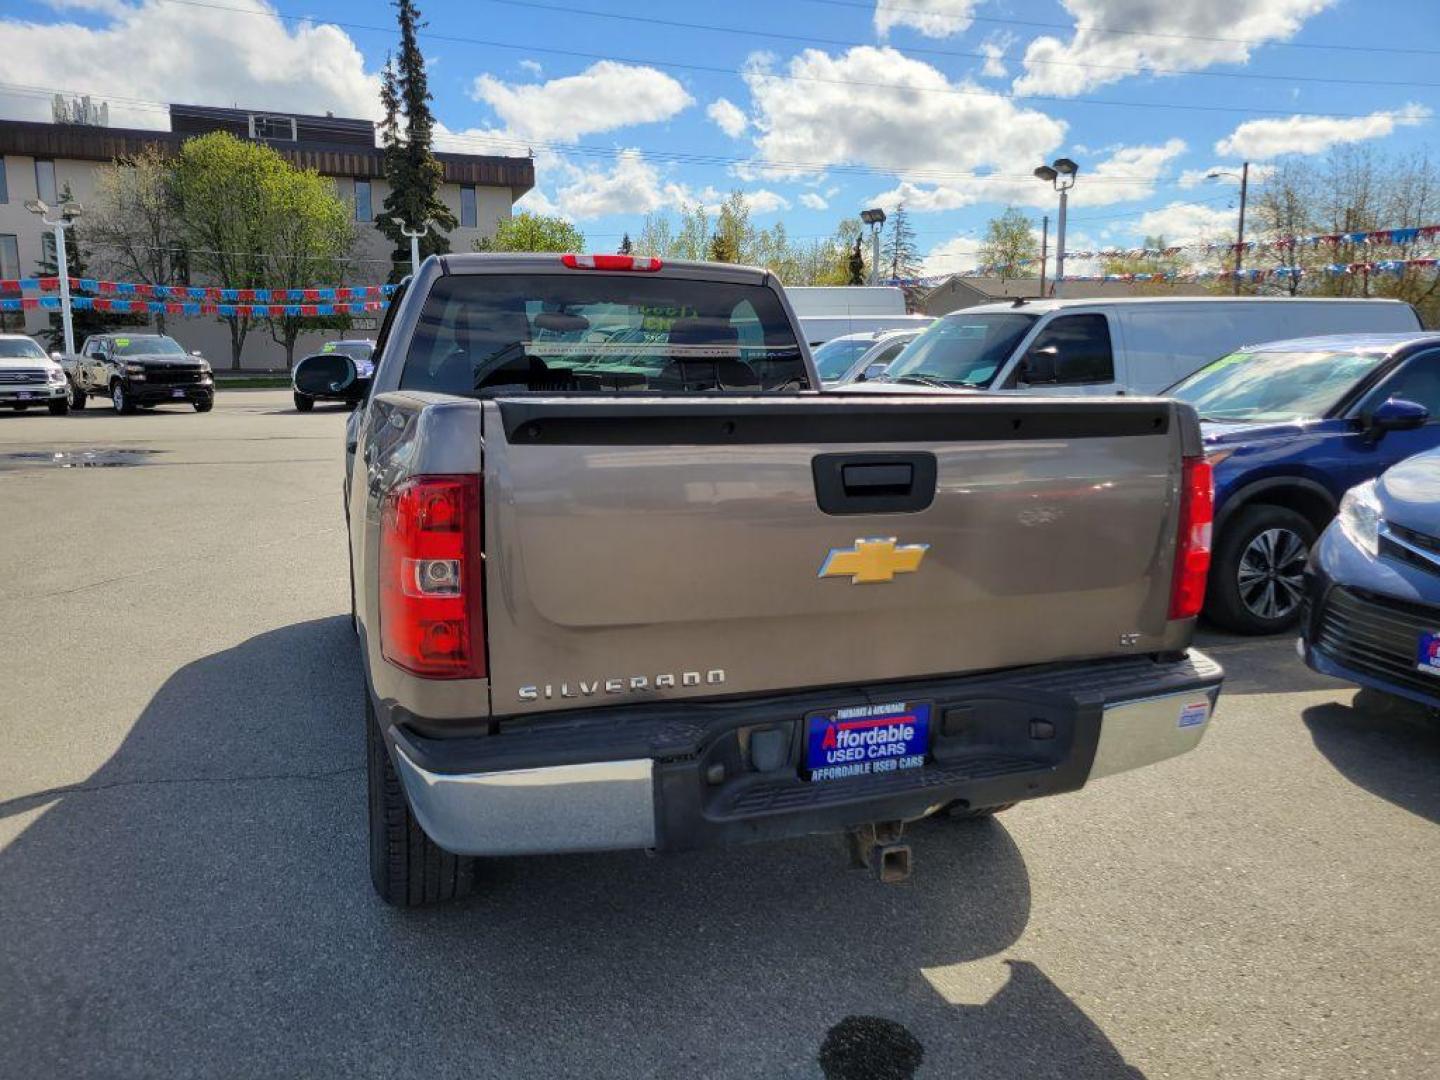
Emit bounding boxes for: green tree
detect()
[711,191,754,264]
[377,2,457,281]
[618,232,633,255]
[847,236,865,285]
[473,211,585,253]
[882,204,921,284]
[977,207,1038,280]
[635,213,673,258]
[86,146,188,334]
[31,183,129,350]
[263,170,357,368]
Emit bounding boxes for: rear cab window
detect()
[399,272,809,395]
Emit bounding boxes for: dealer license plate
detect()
[17,391,32,399]
[1416,631,1440,676]
[804,701,931,782]
[171,389,186,398]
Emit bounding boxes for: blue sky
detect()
[2,0,1438,273]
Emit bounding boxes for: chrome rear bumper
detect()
[393,749,657,856]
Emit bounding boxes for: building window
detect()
[354,178,373,223]
[35,160,57,206]
[460,184,477,228]
[248,114,297,141]
[0,159,8,204]
[0,234,19,280]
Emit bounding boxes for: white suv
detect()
[0,334,69,415]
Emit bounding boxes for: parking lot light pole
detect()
[384,217,431,277]
[1207,163,1250,294]
[860,207,886,286]
[1034,159,1078,289]
[24,199,83,356]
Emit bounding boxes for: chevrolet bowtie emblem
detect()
[818,538,929,584]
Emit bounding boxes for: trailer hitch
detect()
[847,820,913,884]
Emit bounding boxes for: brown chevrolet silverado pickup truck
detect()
[344,252,1223,906]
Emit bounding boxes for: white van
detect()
[799,313,934,347]
[856,297,1422,395]
[786,286,908,317]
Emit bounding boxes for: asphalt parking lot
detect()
[0,389,1436,1079]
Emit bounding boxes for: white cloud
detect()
[552,149,691,220]
[1177,163,1277,188]
[743,47,1065,180]
[869,138,1186,213]
[921,233,982,276]
[1214,104,1431,160]
[471,60,693,144]
[739,189,791,214]
[706,98,748,139]
[799,192,829,210]
[1128,201,1238,244]
[1013,0,1335,97]
[979,33,1018,79]
[874,0,979,39]
[0,0,380,129]
[518,59,543,77]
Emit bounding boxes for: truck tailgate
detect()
[482,395,1189,716]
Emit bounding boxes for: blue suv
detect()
[1169,332,1440,634]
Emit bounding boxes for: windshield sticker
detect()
[115,338,130,347]
[321,343,337,352]
[638,305,700,332]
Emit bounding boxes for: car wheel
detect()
[294,392,314,412]
[111,381,136,414]
[193,399,213,413]
[1208,505,1317,635]
[48,398,69,416]
[69,383,86,409]
[367,694,479,907]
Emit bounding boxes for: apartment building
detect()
[0,103,535,368]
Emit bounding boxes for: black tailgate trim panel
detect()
[498,396,1172,445]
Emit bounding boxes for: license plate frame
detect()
[16,391,33,400]
[171,389,186,398]
[803,701,932,783]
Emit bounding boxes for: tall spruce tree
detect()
[883,204,921,284]
[378,2,457,281]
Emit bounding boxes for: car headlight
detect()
[48,367,65,383]
[1338,480,1382,557]
[124,363,146,379]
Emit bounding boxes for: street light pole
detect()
[1207,163,1251,294]
[1039,214,1049,297]
[385,218,431,277]
[1034,158,1079,293]
[1234,161,1250,295]
[25,199,83,355]
[859,207,887,287]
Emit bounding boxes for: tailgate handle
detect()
[814,453,937,516]
[842,463,913,494]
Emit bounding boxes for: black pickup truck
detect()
[63,333,215,413]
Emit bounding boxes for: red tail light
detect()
[1169,456,1214,620]
[379,475,486,679]
[561,253,663,272]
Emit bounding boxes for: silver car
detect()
[812,327,926,386]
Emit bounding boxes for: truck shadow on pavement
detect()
[0,617,1142,1080]
[1303,700,1440,824]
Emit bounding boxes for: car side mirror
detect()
[50,351,63,361]
[1020,345,1058,385]
[1365,396,1430,439]
[294,352,358,396]
[191,349,203,357]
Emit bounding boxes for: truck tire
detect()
[294,392,314,412]
[48,398,69,416]
[367,695,479,906]
[1207,505,1316,635]
[70,382,86,409]
[111,380,136,415]
[193,399,213,413]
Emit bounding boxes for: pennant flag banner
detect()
[0,277,400,300]
[1064,223,1440,261]
[0,296,388,316]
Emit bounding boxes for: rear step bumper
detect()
[386,650,1223,857]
